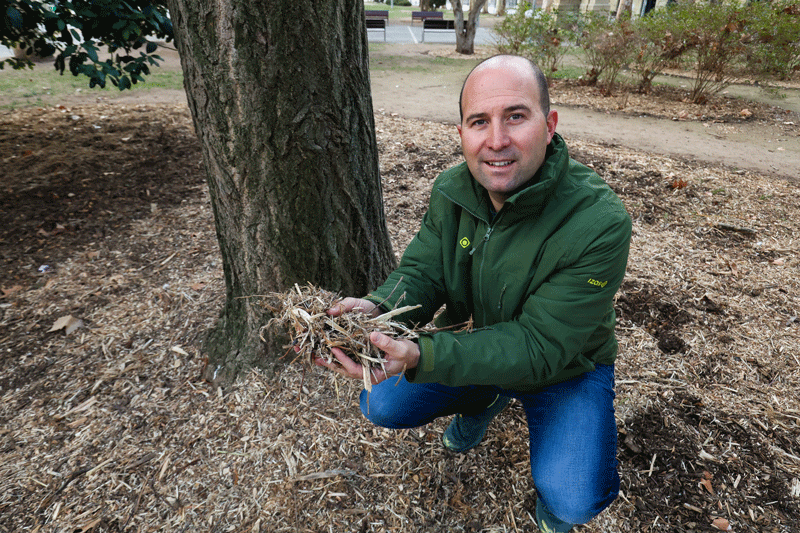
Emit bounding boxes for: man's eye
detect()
[509,113,524,121]
[471,119,487,127]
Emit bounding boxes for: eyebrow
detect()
[464,104,533,125]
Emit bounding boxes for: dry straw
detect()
[262,283,420,392]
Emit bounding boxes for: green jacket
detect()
[367,133,632,392]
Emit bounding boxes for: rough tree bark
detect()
[496,0,507,17]
[453,0,489,54]
[165,0,396,384]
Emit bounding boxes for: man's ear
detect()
[456,123,463,136]
[546,110,558,143]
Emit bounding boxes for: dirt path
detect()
[368,45,800,181]
[7,43,798,181]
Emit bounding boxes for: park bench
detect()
[366,18,386,41]
[411,11,443,24]
[421,18,456,42]
[364,10,389,21]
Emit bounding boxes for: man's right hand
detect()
[327,297,380,319]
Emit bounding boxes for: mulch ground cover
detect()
[0,89,798,532]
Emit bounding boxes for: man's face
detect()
[456,59,558,212]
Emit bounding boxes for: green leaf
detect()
[119,76,131,90]
[83,43,98,63]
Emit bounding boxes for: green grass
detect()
[370,53,478,73]
[0,58,184,110]
[547,64,584,81]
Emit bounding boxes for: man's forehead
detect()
[462,76,539,112]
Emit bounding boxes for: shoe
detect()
[536,497,574,533]
[442,394,510,452]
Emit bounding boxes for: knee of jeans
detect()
[536,480,618,525]
[360,389,406,428]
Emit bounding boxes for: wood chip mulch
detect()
[0,96,798,532]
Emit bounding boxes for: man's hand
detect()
[327,297,380,319]
[315,331,420,385]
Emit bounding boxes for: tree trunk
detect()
[453,0,489,54]
[166,0,396,385]
[496,0,506,17]
[616,0,633,19]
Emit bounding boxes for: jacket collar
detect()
[437,133,569,223]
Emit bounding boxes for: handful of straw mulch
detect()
[262,283,420,392]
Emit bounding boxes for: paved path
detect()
[368,23,496,46]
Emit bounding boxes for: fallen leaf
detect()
[711,517,731,531]
[700,471,715,494]
[171,346,189,356]
[740,108,752,118]
[670,178,688,189]
[191,282,206,291]
[771,258,785,265]
[48,315,84,335]
[1,285,23,298]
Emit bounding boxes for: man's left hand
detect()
[314,331,420,385]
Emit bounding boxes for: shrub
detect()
[743,0,800,81]
[577,12,637,95]
[669,0,749,104]
[629,8,689,93]
[494,4,577,77]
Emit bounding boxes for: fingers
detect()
[313,330,419,386]
[327,297,378,317]
[314,347,364,380]
[370,332,420,374]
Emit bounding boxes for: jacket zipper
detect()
[472,210,504,324]
[469,225,493,256]
[438,187,505,326]
[498,284,507,321]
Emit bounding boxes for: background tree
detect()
[496,0,507,17]
[420,0,447,11]
[164,0,396,383]
[2,0,172,89]
[452,0,489,54]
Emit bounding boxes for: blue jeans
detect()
[360,364,620,526]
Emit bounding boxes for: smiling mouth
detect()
[486,161,513,167]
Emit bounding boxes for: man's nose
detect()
[486,122,511,151]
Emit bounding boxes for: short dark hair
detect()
[458,55,550,122]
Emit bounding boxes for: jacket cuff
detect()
[408,334,435,382]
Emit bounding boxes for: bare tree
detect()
[453,0,490,54]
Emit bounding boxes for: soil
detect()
[1,44,799,532]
